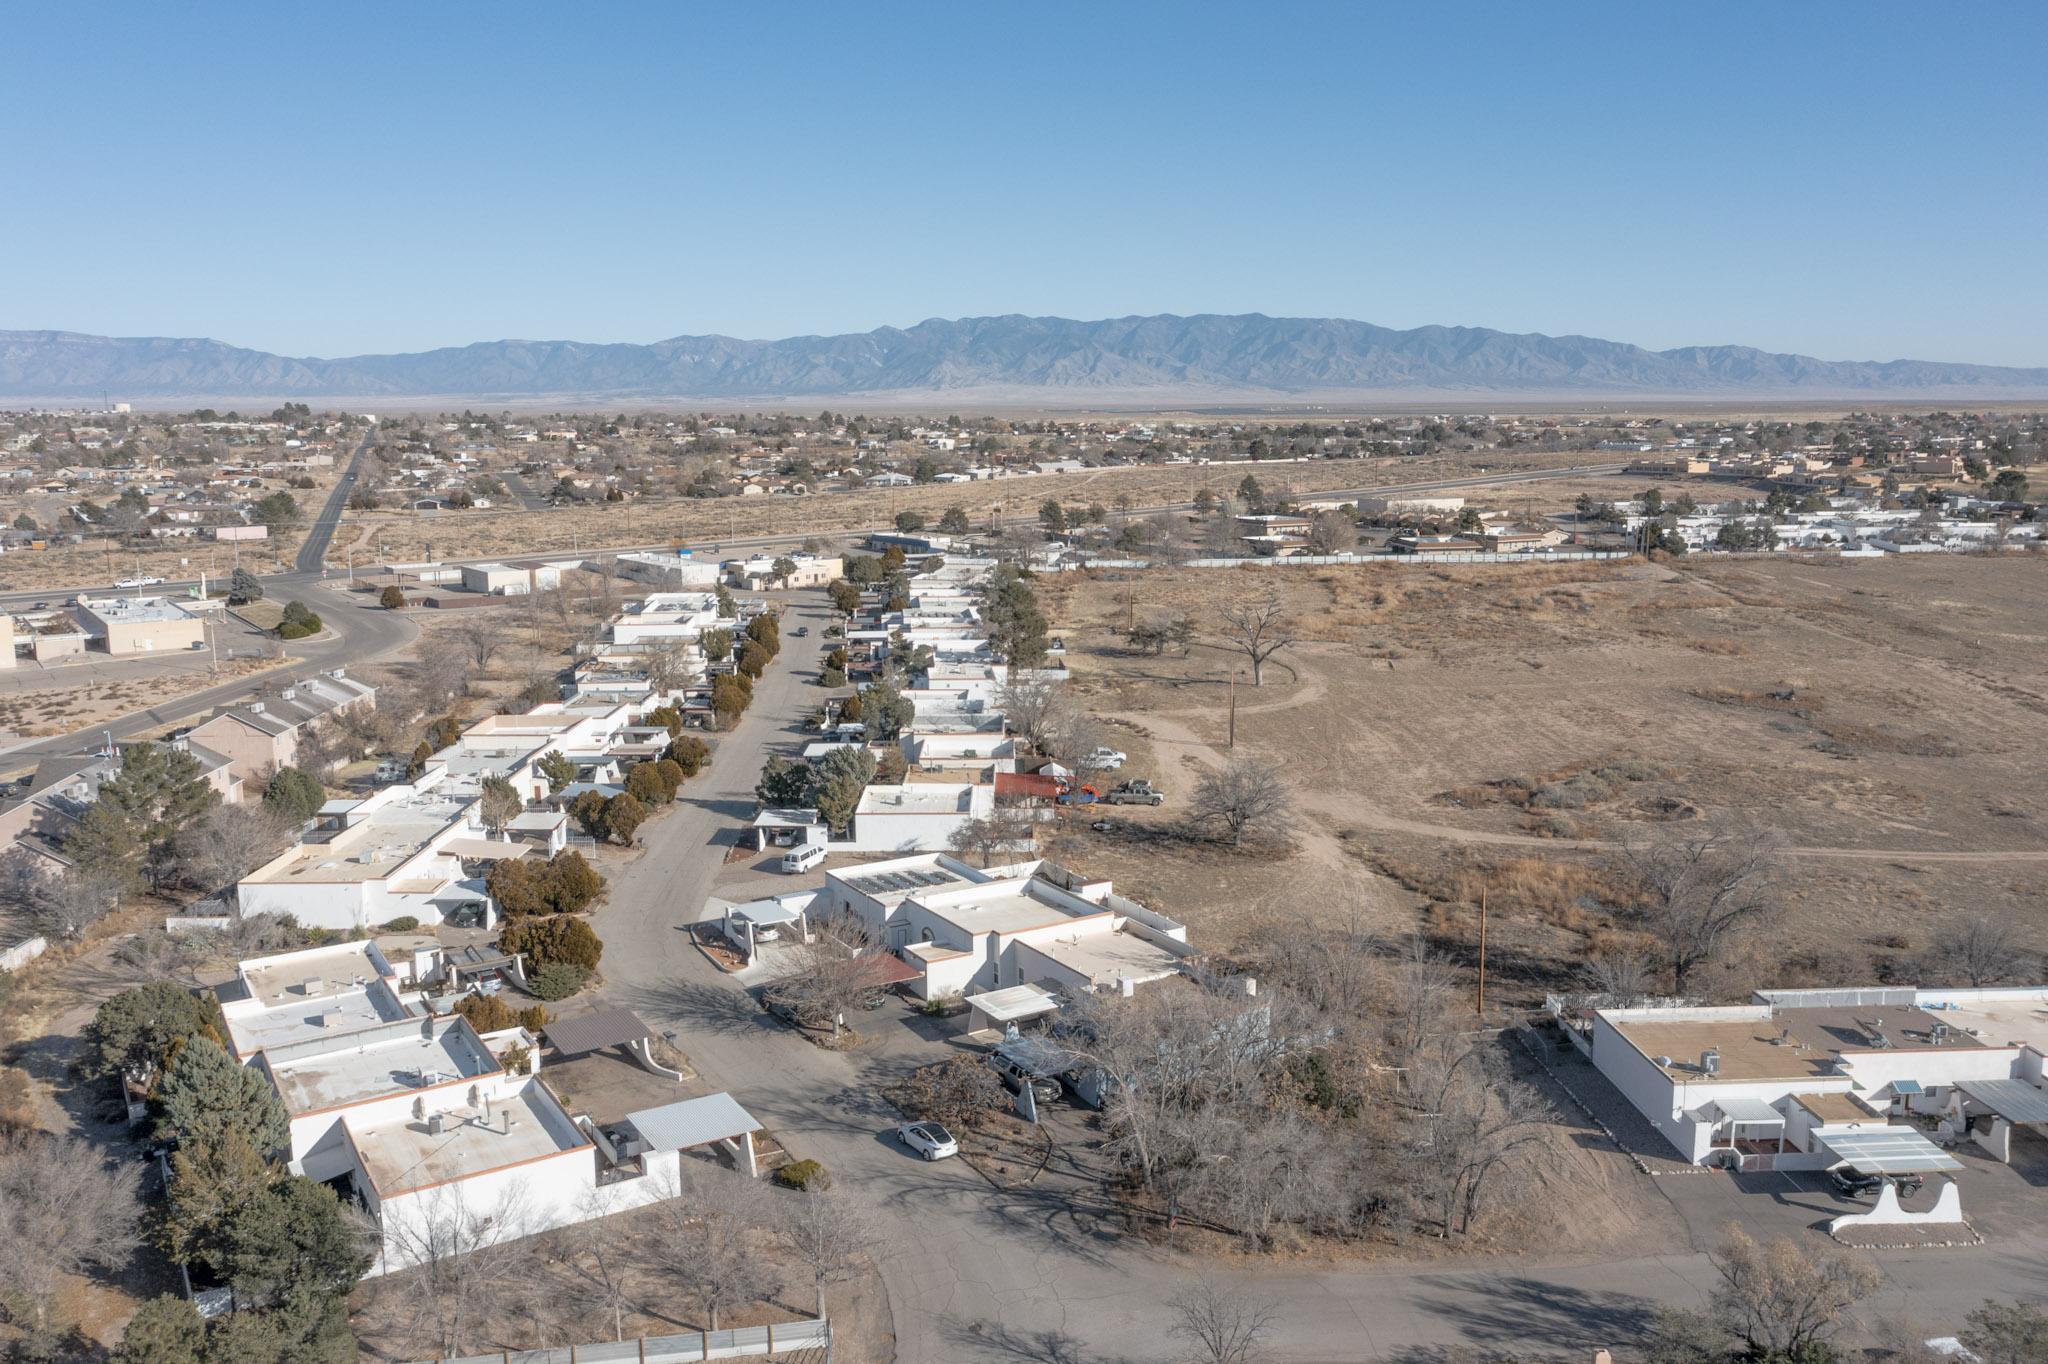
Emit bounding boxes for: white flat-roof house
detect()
[611,551,722,590]
[1557,984,2048,1180]
[724,553,842,591]
[236,773,519,931]
[811,854,1193,1001]
[606,592,722,646]
[216,942,763,1276]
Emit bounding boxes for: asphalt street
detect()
[583,592,2048,1363]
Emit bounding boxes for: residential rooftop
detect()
[262,1015,497,1114]
[856,783,980,814]
[1606,1003,1988,1084]
[75,594,195,623]
[244,790,474,885]
[347,1080,588,1198]
[921,881,1103,938]
[1029,928,1185,988]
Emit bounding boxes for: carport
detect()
[1954,1078,2048,1163]
[966,982,1060,1035]
[1816,1127,1964,1176]
[718,893,816,966]
[544,1007,682,1081]
[621,1091,764,1178]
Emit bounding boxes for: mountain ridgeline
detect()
[4,315,2045,401]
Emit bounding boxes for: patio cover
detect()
[1817,1128,1964,1174]
[1704,1095,1787,1127]
[968,982,1061,1025]
[443,837,525,860]
[623,1092,762,1153]
[1957,1078,2048,1126]
[543,1007,652,1057]
[730,899,807,928]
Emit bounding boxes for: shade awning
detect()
[1704,1095,1787,1127]
[624,1092,762,1153]
[443,837,525,860]
[729,899,808,928]
[968,982,1061,1024]
[1957,1078,2048,1126]
[543,1007,652,1056]
[1818,1128,1964,1174]
[1889,1079,1926,1097]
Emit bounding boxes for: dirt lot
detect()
[1034,551,2048,999]
[333,449,1599,564]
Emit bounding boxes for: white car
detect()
[114,575,164,589]
[895,1121,958,1161]
[1084,748,1127,771]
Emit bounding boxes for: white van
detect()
[779,843,826,874]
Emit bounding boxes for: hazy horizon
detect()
[6,4,2045,366]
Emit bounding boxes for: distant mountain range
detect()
[4,315,2046,403]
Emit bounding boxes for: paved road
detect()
[0,578,416,775]
[584,596,2045,1362]
[296,426,377,573]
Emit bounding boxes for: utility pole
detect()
[1477,888,1489,1016]
[1227,669,1239,749]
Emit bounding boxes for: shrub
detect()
[452,993,516,1033]
[517,1004,549,1032]
[624,761,671,806]
[604,793,647,844]
[527,961,590,1001]
[819,666,847,689]
[379,916,420,933]
[666,735,710,776]
[378,585,406,610]
[277,600,322,640]
[502,913,603,973]
[654,758,685,797]
[775,1159,831,1191]
[547,850,605,912]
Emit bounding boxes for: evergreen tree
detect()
[109,1295,208,1364]
[261,766,325,824]
[155,1036,288,1156]
[223,1177,372,1308]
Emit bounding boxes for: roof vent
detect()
[428,1113,445,1136]
[1701,1048,1721,1076]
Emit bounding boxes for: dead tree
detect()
[1215,593,1294,686]
[1611,821,1783,994]
[1190,759,1293,846]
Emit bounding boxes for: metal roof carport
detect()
[1957,1079,2048,1126]
[1816,1127,1964,1174]
[622,1092,765,1178]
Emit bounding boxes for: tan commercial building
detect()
[74,596,207,655]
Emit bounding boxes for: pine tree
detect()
[155,1036,288,1156]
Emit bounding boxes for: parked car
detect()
[895,1121,958,1161]
[1103,779,1163,806]
[31,601,48,610]
[794,625,809,637]
[1083,748,1127,770]
[1830,1167,1922,1199]
[1055,784,1100,806]
[987,1053,1061,1104]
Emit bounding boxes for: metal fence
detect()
[408,1317,830,1364]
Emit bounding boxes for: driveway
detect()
[588,596,2048,1362]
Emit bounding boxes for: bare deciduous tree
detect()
[1167,1276,1278,1364]
[946,811,1036,867]
[173,802,293,894]
[1215,593,1294,686]
[1399,1041,1552,1237]
[640,1165,772,1332]
[455,616,513,671]
[0,846,123,940]
[373,1184,538,1357]
[0,1130,140,1334]
[557,1189,638,1341]
[776,1183,873,1316]
[1930,915,2029,988]
[1611,821,1783,994]
[997,678,1068,754]
[1708,1225,1879,1360]
[643,637,697,696]
[1190,759,1293,846]
[1582,943,1660,1007]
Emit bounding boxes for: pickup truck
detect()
[1103,780,1164,807]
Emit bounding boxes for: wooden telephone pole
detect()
[1476,888,1489,1016]
[1227,669,1239,749]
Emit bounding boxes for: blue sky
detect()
[6,3,2045,365]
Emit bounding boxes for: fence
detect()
[0,936,47,972]
[408,1317,830,1364]
[1052,550,1630,571]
